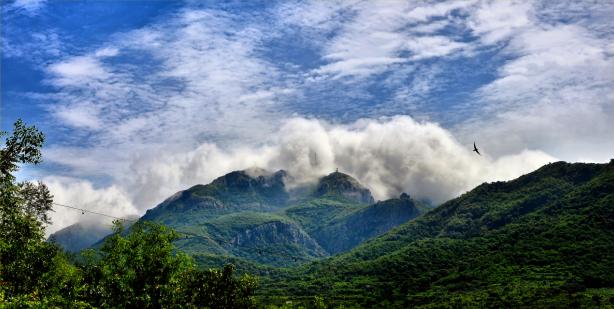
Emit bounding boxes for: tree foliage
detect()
[0,119,61,302]
[0,120,258,308]
[259,161,614,308]
[80,221,258,308]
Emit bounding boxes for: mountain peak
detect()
[314,171,374,204]
[209,169,287,191]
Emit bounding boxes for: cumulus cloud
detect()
[45,177,138,235]
[264,117,555,203]
[43,116,556,234]
[14,1,610,234]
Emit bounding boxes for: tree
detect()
[185,264,258,309]
[0,120,54,296]
[0,119,258,307]
[83,221,192,307]
[83,220,258,308]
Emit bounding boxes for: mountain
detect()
[261,161,614,307]
[313,193,425,254]
[49,221,113,253]
[136,169,426,267]
[313,171,375,204]
[56,168,427,270]
[49,217,138,252]
[141,170,290,227]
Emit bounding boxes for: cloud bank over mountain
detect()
[46,116,554,234]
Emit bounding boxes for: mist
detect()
[46,116,555,234]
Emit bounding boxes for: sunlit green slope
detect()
[262,161,614,308]
[138,170,426,268]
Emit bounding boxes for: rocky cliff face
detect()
[227,220,327,262]
[231,221,321,250]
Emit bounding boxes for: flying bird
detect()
[473,142,481,155]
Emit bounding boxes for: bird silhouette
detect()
[473,142,481,155]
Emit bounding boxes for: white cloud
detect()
[45,115,556,233]
[406,35,467,60]
[275,0,353,31]
[468,0,532,45]
[11,0,46,14]
[45,176,138,235]
[302,1,473,78]
[43,8,289,152]
[462,5,614,162]
[53,102,102,130]
[47,56,109,86]
[266,117,554,203]
[94,47,119,58]
[2,30,62,59]
[406,0,475,22]
[314,57,406,78]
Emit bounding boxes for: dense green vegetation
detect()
[7,119,613,308]
[142,170,290,227]
[0,120,256,308]
[133,168,425,269]
[313,193,425,254]
[259,161,614,308]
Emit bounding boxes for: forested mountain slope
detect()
[55,170,428,268]
[261,161,614,308]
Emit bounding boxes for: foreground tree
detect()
[1,119,257,307]
[1,120,59,301]
[82,221,258,308]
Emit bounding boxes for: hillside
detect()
[48,221,113,253]
[141,170,290,226]
[313,193,425,254]
[260,161,614,307]
[136,170,426,268]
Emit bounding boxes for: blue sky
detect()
[3,0,614,232]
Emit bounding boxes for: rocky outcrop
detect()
[230,221,326,256]
[313,171,375,204]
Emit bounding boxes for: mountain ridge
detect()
[55,169,427,269]
[260,160,614,307]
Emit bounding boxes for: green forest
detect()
[2,121,614,308]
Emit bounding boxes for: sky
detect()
[2,0,614,233]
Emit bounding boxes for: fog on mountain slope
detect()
[46,116,555,234]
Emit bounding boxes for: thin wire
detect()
[53,202,210,240]
[52,202,137,222]
[51,203,298,259]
